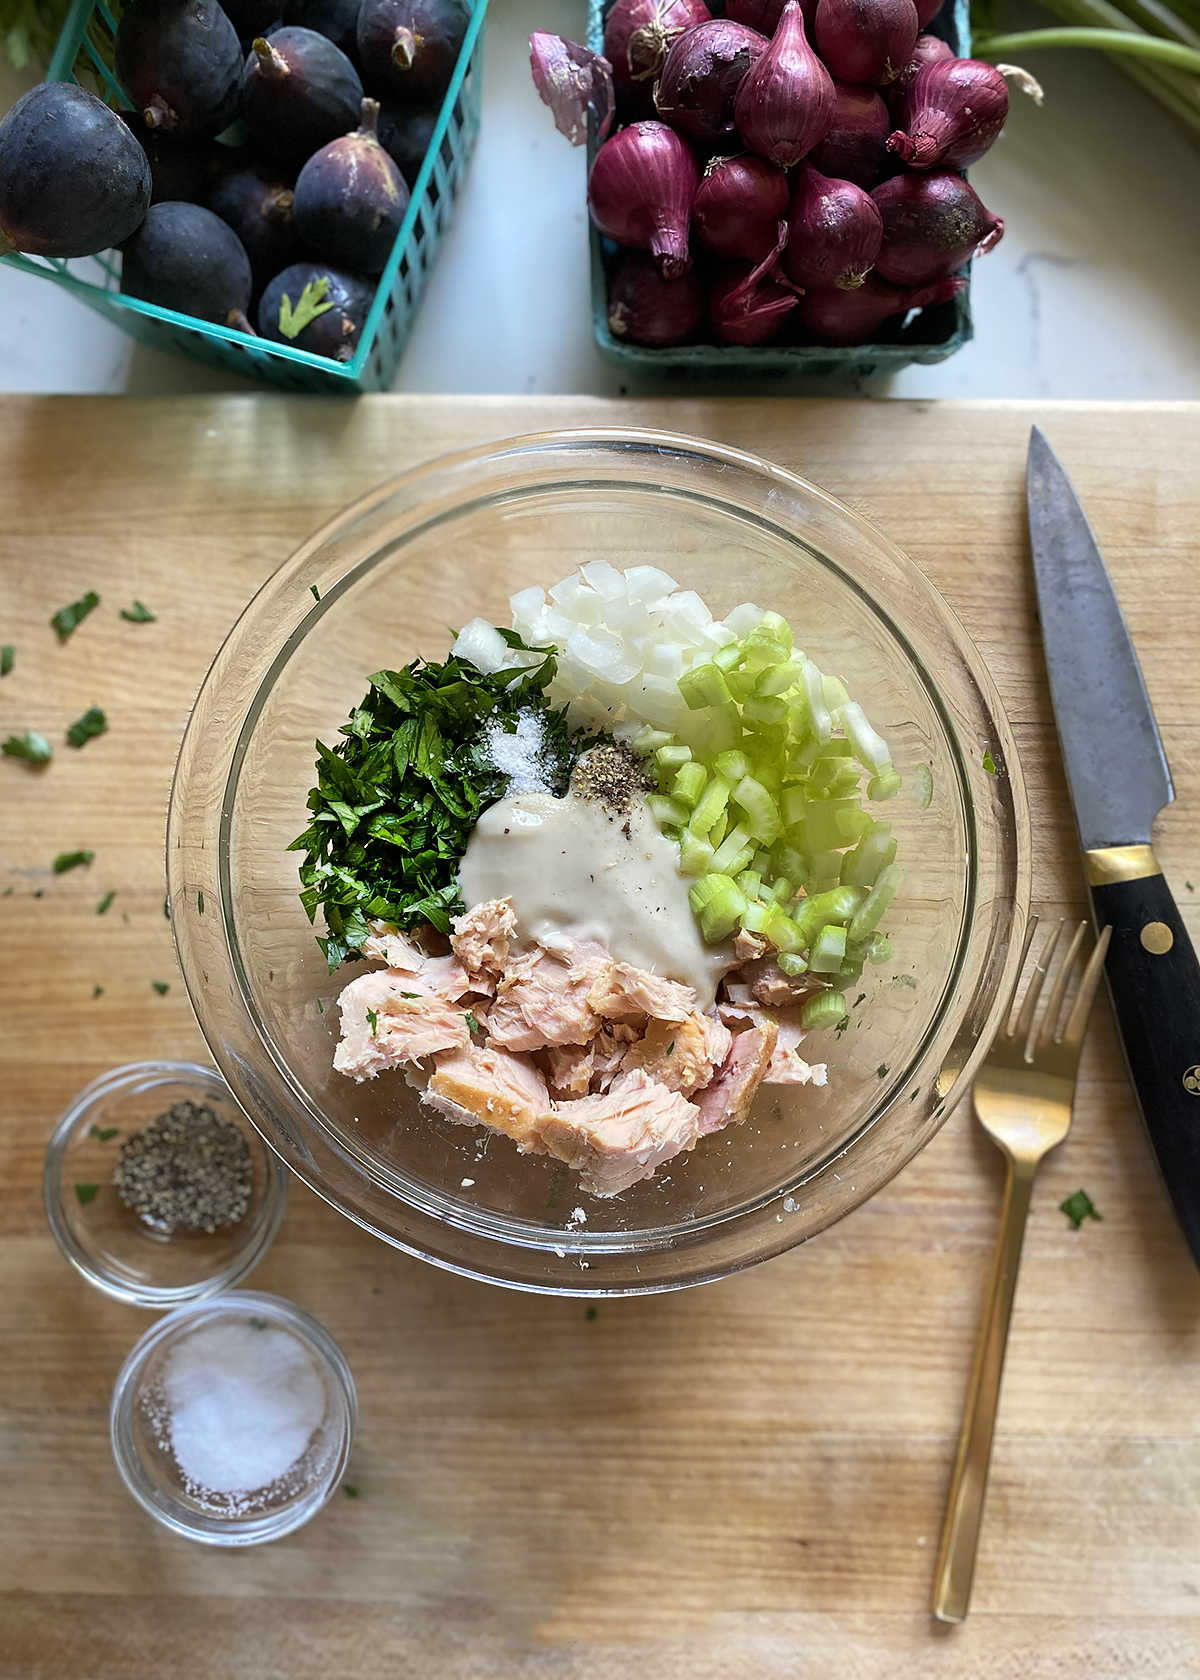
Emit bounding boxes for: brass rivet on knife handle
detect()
[1085,844,1162,887]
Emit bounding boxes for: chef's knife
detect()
[1027,425,1200,1267]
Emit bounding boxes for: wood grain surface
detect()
[2,395,1200,1680]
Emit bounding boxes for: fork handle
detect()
[932,1155,1037,1623]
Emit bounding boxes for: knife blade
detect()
[1027,426,1200,1268]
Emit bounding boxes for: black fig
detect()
[220,0,282,39]
[0,84,151,259]
[122,112,234,204]
[121,200,255,332]
[282,0,360,60]
[293,98,409,275]
[356,0,469,103]
[116,0,243,139]
[210,163,303,297]
[258,260,373,359]
[376,100,442,188]
[243,26,364,167]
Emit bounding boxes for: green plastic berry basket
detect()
[587,0,973,380]
[0,0,488,392]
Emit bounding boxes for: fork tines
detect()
[1003,916,1112,1060]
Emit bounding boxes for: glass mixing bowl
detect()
[167,429,1030,1294]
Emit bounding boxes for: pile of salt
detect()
[482,710,554,795]
[161,1319,326,1499]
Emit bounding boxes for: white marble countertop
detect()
[2,0,1199,398]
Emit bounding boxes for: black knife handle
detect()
[1087,849,1200,1268]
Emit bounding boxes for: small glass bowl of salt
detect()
[110,1291,356,1545]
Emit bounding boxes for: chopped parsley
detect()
[666,1041,675,1056]
[121,600,156,622]
[163,897,170,920]
[92,985,103,998]
[877,1063,889,1078]
[399,991,421,999]
[317,998,324,1013]
[366,1006,379,1036]
[96,891,115,915]
[67,707,107,748]
[853,993,866,1008]
[51,591,100,640]
[909,1086,921,1102]
[1,645,12,676]
[310,584,321,602]
[1188,883,1195,893]
[290,638,597,971]
[89,1125,119,1142]
[152,980,170,995]
[834,1015,850,1036]
[54,850,93,873]
[198,891,204,915]
[982,749,997,775]
[3,730,52,764]
[1060,1189,1102,1229]
[343,1483,360,1498]
[248,1316,268,1330]
[74,1183,99,1204]
[586,1307,598,1322]
[465,1011,480,1033]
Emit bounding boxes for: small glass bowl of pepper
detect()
[43,1061,288,1308]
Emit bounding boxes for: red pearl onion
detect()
[726,0,818,32]
[588,120,700,277]
[887,57,1008,169]
[871,170,1003,285]
[603,0,711,97]
[796,271,964,344]
[607,249,704,343]
[806,80,891,187]
[886,30,954,115]
[914,0,944,23]
[529,33,615,147]
[654,19,768,150]
[707,222,798,344]
[784,161,882,291]
[814,0,918,86]
[693,151,790,261]
[733,0,834,170]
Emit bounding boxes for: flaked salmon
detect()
[335,968,472,1080]
[694,1022,778,1135]
[588,962,696,1024]
[486,936,611,1053]
[620,1011,732,1096]
[537,1070,700,1196]
[451,897,519,989]
[424,1045,550,1154]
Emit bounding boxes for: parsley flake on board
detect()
[1,645,12,676]
[343,1484,360,1498]
[982,749,997,775]
[92,985,103,998]
[310,584,321,602]
[152,980,170,995]
[1061,1189,1102,1229]
[54,850,93,873]
[3,730,52,764]
[51,591,100,640]
[90,1125,119,1142]
[96,891,115,915]
[290,636,599,971]
[74,1183,99,1204]
[121,601,156,622]
[67,706,107,748]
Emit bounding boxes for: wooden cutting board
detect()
[3,395,1200,1680]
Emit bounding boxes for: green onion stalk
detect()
[973,0,1200,144]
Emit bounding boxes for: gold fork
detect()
[932,915,1112,1624]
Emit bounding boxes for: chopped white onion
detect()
[724,602,764,637]
[452,617,510,674]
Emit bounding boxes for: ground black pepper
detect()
[569,743,655,817]
[112,1101,252,1234]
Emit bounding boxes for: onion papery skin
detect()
[806,79,890,187]
[655,19,769,149]
[886,29,954,117]
[607,249,704,343]
[871,170,1003,285]
[604,0,712,98]
[693,152,790,260]
[588,120,700,277]
[814,0,918,86]
[708,241,799,344]
[733,0,834,169]
[783,161,882,290]
[796,271,964,343]
[888,58,1008,169]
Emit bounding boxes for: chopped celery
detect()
[678,662,733,710]
[763,904,806,954]
[802,990,846,1030]
[771,840,806,883]
[741,638,789,672]
[848,862,901,942]
[708,812,729,851]
[914,762,933,811]
[721,844,755,878]
[821,673,850,710]
[727,669,758,702]
[835,804,873,844]
[688,874,747,942]
[750,610,792,650]
[777,952,808,977]
[743,694,788,728]
[868,765,902,801]
[672,761,707,808]
[826,766,863,799]
[753,760,782,795]
[689,774,731,837]
[797,885,866,941]
[801,659,832,743]
[883,838,897,867]
[733,775,782,845]
[647,794,690,827]
[678,830,714,877]
[767,875,794,905]
[807,849,843,885]
[809,924,846,972]
[736,870,763,900]
[847,932,893,966]
[710,824,752,874]
[838,700,891,774]
[655,743,692,772]
[753,849,773,877]
[780,784,807,829]
[755,656,804,697]
[842,825,892,887]
[714,748,749,783]
[741,900,772,935]
[705,704,743,755]
[712,642,742,672]
[631,726,674,756]
[803,798,859,854]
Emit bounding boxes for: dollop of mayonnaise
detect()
[457,791,732,1009]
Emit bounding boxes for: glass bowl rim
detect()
[109,1288,357,1547]
[43,1059,289,1309]
[167,426,1032,1295]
